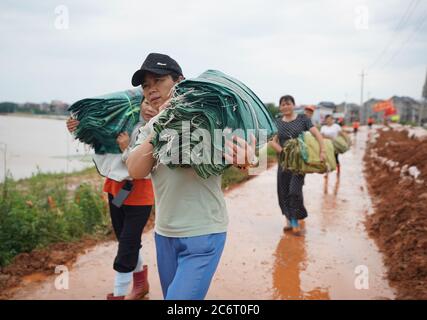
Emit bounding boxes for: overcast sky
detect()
[1,0,426,105]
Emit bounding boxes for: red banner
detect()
[373,99,394,113]
[384,105,397,116]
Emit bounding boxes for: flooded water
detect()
[10,126,395,300]
[0,115,93,181]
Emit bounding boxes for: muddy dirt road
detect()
[11,127,395,300]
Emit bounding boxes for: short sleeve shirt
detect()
[320,123,342,140]
[276,114,314,146]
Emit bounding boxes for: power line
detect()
[379,9,427,70]
[367,0,421,71]
[360,70,367,124]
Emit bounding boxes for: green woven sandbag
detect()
[151,70,278,179]
[333,135,350,154]
[68,89,142,154]
[300,132,336,173]
[279,138,304,174]
[280,132,336,174]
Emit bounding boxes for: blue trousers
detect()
[154,232,227,300]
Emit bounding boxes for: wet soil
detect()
[364,126,427,300]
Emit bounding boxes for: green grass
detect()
[267,144,278,159]
[221,166,251,189]
[0,169,109,267]
[221,145,277,189]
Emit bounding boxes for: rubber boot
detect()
[290,218,301,235]
[283,219,293,233]
[106,293,125,300]
[126,265,149,300]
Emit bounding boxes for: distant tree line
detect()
[0,101,69,115]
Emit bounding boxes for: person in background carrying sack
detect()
[304,105,315,119]
[320,114,347,176]
[269,95,325,236]
[66,99,156,300]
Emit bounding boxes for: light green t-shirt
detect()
[133,114,228,238]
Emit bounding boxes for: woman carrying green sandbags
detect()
[320,114,348,176]
[66,98,155,300]
[269,95,325,235]
[127,53,260,300]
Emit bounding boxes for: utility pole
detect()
[344,93,348,124]
[421,68,427,127]
[360,70,366,125]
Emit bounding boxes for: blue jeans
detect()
[155,232,227,300]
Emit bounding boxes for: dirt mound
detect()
[3,239,98,276]
[0,237,99,299]
[364,127,427,299]
[371,129,427,182]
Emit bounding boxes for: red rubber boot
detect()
[126,265,149,300]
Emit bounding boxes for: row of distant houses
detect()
[0,100,69,115]
[3,96,426,126]
[363,97,426,125]
[298,96,427,126]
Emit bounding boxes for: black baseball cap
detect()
[131,53,183,87]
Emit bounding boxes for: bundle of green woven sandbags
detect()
[333,135,351,154]
[150,70,278,179]
[68,89,142,154]
[280,132,336,174]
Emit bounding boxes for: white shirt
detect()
[92,114,146,182]
[321,123,341,140]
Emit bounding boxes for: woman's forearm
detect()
[126,138,155,179]
[269,136,282,153]
[270,141,282,153]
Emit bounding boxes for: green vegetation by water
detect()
[0,168,108,267]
